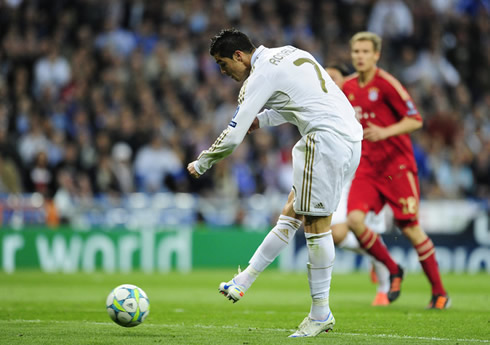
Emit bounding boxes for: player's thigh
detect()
[347,174,384,215]
[280,189,303,220]
[381,170,420,225]
[292,132,355,217]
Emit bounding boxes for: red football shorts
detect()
[347,169,420,226]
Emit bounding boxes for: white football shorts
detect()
[292,130,361,216]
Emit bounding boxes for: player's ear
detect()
[234,50,243,62]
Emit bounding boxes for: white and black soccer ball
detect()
[106,284,150,327]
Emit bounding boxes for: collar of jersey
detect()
[251,45,266,66]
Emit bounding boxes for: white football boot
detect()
[218,267,245,303]
[289,312,335,337]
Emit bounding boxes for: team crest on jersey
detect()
[348,93,355,101]
[368,87,379,101]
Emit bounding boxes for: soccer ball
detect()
[106,284,150,327]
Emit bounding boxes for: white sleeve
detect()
[257,108,287,128]
[194,73,275,175]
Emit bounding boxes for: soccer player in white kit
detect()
[187,29,363,337]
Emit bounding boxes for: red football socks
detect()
[358,228,398,274]
[415,238,446,296]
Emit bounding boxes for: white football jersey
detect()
[195,45,363,175]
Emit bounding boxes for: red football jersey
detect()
[342,68,422,176]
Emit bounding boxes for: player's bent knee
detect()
[399,223,426,244]
[304,215,332,234]
[331,223,348,245]
[346,210,365,233]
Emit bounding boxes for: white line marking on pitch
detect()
[1,319,488,343]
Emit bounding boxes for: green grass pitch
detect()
[0,270,488,344]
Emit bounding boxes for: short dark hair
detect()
[327,63,351,77]
[209,28,256,58]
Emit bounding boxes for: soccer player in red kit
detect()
[342,32,450,309]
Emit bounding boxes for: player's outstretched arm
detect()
[187,161,201,179]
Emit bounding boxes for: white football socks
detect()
[234,215,302,291]
[305,231,335,321]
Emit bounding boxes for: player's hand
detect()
[364,122,388,142]
[247,118,259,134]
[187,161,201,178]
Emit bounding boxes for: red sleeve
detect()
[379,70,423,122]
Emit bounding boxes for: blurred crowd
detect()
[0,0,488,222]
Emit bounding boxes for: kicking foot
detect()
[289,312,335,338]
[218,267,246,303]
[218,279,245,303]
[388,265,404,303]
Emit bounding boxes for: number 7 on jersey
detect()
[294,58,328,93]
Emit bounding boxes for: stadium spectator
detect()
[26,151,52,196]
[53,168,78,224]
[94,154,121,195]
[367,0,413,39]
[133,19,159,56]
[134,131,183,193]
[435,144,475,198]
[33,42,71,99]
[111,142,134,194]
[401,36,461,87]
[471,140,490,200]
[0,153,22,194]
[17,115,50,166]
[95,18,136,59]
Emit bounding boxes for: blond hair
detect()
[350,32,382,52]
